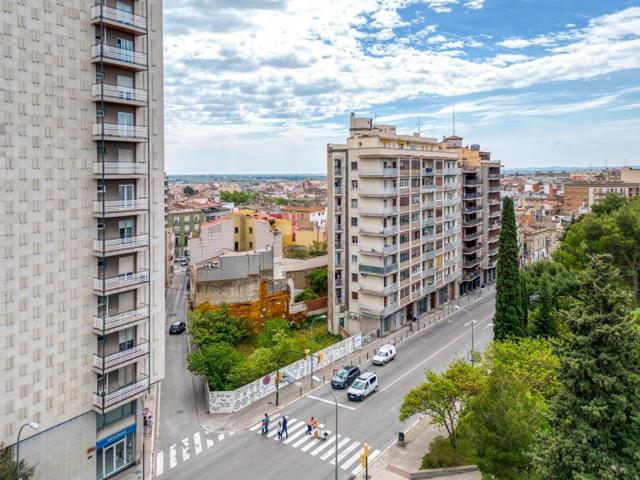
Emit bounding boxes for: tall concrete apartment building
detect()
[440,138,502,294]
[327,115,462,336]
[0,2,165,479]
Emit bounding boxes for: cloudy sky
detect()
[163,1,640,174]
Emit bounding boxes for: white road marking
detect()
[155,451,164,476]
[330,440,360,465]
[340,449,363,470]
[483,322,493,330]
[351,449,381,475]
[300,436,322,452]
[169,444,177,469]
[194,432,202,455]
[310,435,337,456]
[182,437,190,462]
[249,423,262,432]
[308,395,356,411]
[276,418,298,439]
[217,433,225,442]
[292,431,319,448]
[206,438,214,448]
[282,426,308,444]
[321,437,350,460]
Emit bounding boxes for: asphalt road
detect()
[156,290,495,480]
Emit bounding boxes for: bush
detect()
[421,434,475,469]
[309,266,328,295]
[295,288,319,302]
[188,342,243,391]
[189,305,251,348]
[256,318,291,348]
[226,348,277,389]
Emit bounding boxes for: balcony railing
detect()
[487,173,501,179]
[463,193,482,200]
[93,235,148,254]
[334,168,343,177]
[334,242,343,250]
[488,185,501,193]
[360,225,399,236]
[94,270,149,292]
[93,199,148,215]
[359,167,398,177]
[93,123,148,140]
[334,278,344,287]
[359,187,399,196]
[359,263,398,275]
[463,205,482,214]
[444,168,461,175]
[463,217,482,227]
[92,83,147,103]
[358,206,399,216]
[443,183,458,191]
[444,241,460,252]
[334,223,343,232]
[421,184,436,192]
[489,209,502,218]
[423,167,434,175]
[94,377,149,410]
[91,5,147,30]
[463,229,483,241]
[443,196,458,206]
[422,217,435,227]
[94,307,148,332]
[360,283,398,295]
[463,244,483,255]
[93,162,148,176]
[422,250,436,261]
[463,179,481,186]
[422,266,437,278]
[463,256,481,268]
[93,342,148,371]
[360,301,400,317]
[488,197,501,205]
[92,44,147,67]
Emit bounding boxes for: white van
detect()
[372,344,397,365]
[347,372,378,401]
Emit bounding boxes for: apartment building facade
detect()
[563,180,640,215]
[327,115,462,336]
[0,1,165,479]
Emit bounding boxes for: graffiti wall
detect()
[208,333,363,413]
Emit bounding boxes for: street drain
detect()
[176,409,184,414]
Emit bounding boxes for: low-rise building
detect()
[518,218,561,264]
[563,181,640,215]
[168,203,205,257]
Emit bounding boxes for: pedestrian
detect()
[262,413,270,435]
[277,419,283,440]
[306,416,316,435]
[146,415,154,435]
[143,415,148,434]
[281,416,288,439]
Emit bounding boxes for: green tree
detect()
[591,193,628,216]
[256,318,291,348]
[188,342,243,391]
[308,240,328,257]
[0,444,35,480]
[183,185,195,196]
[294,288,319,302]
[534,255,640,479]
[529,272,557,338]
[494,196,526,340]
[308,266,328,296]
[189,305,251,347]
[399,359,484,449]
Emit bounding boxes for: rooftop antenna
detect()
[452,103,456,136]
[416,116,421,135]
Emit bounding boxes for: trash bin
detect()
[398,432,405,447]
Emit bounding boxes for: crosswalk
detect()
[249,413,381,476]
[155,430,233,477]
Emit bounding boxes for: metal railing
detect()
[443,196,459,206]
[359,187,399,196]
[358,206,399,216]
[359,167,398,177]
[93,199,148,214]
[463,205,482,214]
[92,83,147,103]
[93,235,148,253]
[443,168,461,175]
[92,44,147,66]
[94,307,148,331]
[463,229,483,240]
[359,263,398,275]
[422,267,436,278]
[422,250,436,261]
[443,183,458,191]
[94,270,149,292]
[94,377,149,410]
[360,283,398,295]
[463,244,482,255]
[93,123,148,139]
[421,184,437,192]
[93,342,148,371]
[93,162,148,175]
[91,4,147,30]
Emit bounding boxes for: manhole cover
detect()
[176,409,184,414]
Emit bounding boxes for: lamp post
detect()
[313,376,338,480]
[309,314,327,388]
[455,305,475,361]
[15,422,39,480]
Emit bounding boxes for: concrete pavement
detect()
[154,289,495,479]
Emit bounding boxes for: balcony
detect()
[93,377,149,411]
[358,206,399,216]
[94,270,149,294]
[463,217,482,227]
[463,179,481,186]
[462,270,481,282]
[334,278,344,287]
[93,199,148,217]
[361,244,399,256]
[488,221,501,231]
[463,205,482,214]
[92,83,147,106]
[443,227,458,237]
[334,242,343,250]
[359,263,398,275]
[463,256,481,268]
[93,235,148,256]
[423,232,435,242]
[91,44,148,70]
[488,185,502,193]
[487,173,501,179]
[444,168,461,175]
[422,217,435,227]
[463,192,482,200]
[443,183,458,191]
[463,244,483,255]
[444,212,458,221]
[360,283,398,295]
[421,184,437,192]
[360,302,399,317]
[93,342,148,373]
[92,162,148,178]
[444,257,458,268]
[90,5,147,34]
[444,241,460,252]
[488,197,501,205]
[489,209,502,218]
[443,272,461,285]
[93,123,148,142]
[488,246,499,256]
[359,187,399,197]
[334,224,343,232]
[333,204,343,213]
[93,307,148,334]
[423,167,434,175]
[442,196,458,206]
[359,167,398,177]
[422,200,435,209]
[359,225,399,236]
[422,266,437,278]
[463,229,483,241]
[334,168,343,177]
[422,250,436,261]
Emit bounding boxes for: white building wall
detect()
[188,218,235,264]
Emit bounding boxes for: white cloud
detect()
[425,0,459,13]
[464,0,484,10]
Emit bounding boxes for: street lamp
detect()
[455,305,476,361]
[313,375,338,480]
[16,422,39,480]
[309,314,327,388]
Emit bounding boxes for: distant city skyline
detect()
[164,1,640,174]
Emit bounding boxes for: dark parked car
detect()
[169,321,186,335]
[331,366,361,389]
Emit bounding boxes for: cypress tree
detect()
[494,196,525,341]
[534,255,640,478]
[530,273,557,338]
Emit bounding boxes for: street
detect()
[154,286,495,480]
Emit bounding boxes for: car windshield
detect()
[351,380,365,389]
[336,370,348,378]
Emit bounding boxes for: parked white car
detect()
[347,372,378,401]
[372,344,397,365]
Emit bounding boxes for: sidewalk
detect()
[197,286,494,434]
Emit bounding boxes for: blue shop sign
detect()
[96,424,136,450]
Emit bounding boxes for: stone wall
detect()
[208,333,362,413]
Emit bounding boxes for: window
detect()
[351,292,358,300]
[400,233,409,244]
[351,180,358,189]
[400,269,410,281]
[400,251,409,262]
[174,217,179,226]
[399,215,409,225]
[97,145,106,156]
[412,230,420,240]
[400,286,410,299]
[183,216,190,225]
[411,194,420,204]
[399,196,409,206]
[351,199,358,208]
[249,242,253,249]
[194,216,200,223]
[351,217,358,226]
[411,265,420,275]
[351,273,358,282]
[351,236,358,244]
[399,178,409,188]
[410,212,420,223]
[351,162,358,171]
[234,227,239,233]
[249,227,253,234]
[351,255,358,263]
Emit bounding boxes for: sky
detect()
[163,1,640,174]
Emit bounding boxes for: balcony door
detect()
[116,75,134,100]
[116,37,134,63]
[117,111,134,137]
[119,327,135,352]
[116,1,133,25]
[119,219,134,240]
[118,184,134,204]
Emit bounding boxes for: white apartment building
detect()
[0,2,165,479]
[327,114,462,336]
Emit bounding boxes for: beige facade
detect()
[0,1,165,479]
[328,114,461,336]
[564,181,640,214]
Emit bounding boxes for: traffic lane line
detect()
[307,395,356,411]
